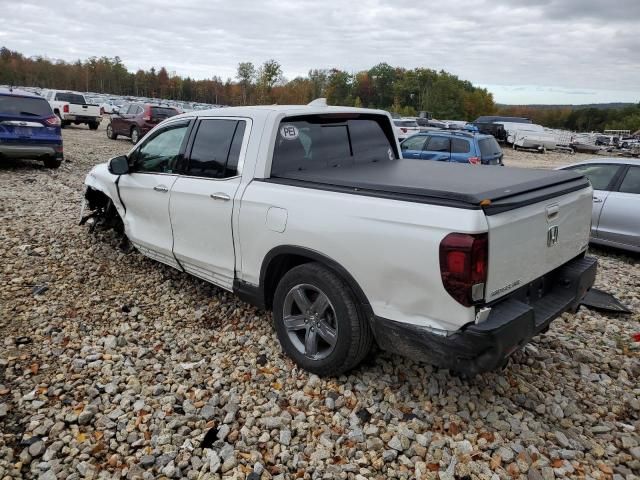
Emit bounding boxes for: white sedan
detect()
[559,158,640,253]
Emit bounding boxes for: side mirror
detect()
[108,155,129,175]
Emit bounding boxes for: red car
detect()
[106,103,179,144]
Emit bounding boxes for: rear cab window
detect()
[54,93,87,104]
[271,114,397,175]
[0,95,53,117]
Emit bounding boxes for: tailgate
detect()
[70,104,99,116]
[484,186,592,303]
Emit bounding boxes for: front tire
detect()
[106,124,117,140]
[272,263,372,376]
[130,127,140,144]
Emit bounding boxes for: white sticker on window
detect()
[388,148,395,160]
[280,124,299,140]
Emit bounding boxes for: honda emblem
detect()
[547,225,559,247]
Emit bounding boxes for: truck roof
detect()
[175,104,391,120]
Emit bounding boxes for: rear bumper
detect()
[66,115,101,123]
[0,143,63,160]
[371,255,597,375]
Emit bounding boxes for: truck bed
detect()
[269,159,590,214]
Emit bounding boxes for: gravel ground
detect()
[1,122,639,480]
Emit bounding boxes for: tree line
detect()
[0,47,495,120]
[2,47,637,132]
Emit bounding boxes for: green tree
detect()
[236,62,256,105]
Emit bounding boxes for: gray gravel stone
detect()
[28,440,45,457]
[0,133,637,480]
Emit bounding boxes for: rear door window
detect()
[185,119,246,178]
[271,115,396,175]
[0,95,53,117]
[569,164,621,191]
[451,138,471,154]
[619,166,640,194]
[425,136,450,152]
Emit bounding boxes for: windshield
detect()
[0,95,53,116]
[55,92,87,104]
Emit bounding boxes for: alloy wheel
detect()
[282,284,338,360]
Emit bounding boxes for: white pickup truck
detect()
[41,90,102,129]
[81,104,597,376]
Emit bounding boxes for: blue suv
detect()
[400,131,503,165]
[0,88,63,168]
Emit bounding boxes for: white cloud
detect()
[1,0,638,103]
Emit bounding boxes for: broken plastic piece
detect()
[580,288,631,314]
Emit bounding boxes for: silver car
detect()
[559,158,640,253]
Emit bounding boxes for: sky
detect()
[1,0,639,105]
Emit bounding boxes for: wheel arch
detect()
[235,245,372,315]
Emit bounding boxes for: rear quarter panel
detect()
[238,181,488,331]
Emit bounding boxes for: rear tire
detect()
[44,157,62,169]
[89,122,99,130]
[130,127,140,144]
[272,262,372,376]
[106,124,117,140]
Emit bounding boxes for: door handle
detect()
[593,197,603,203]
[210,193,230,201]
[153,185,169,192]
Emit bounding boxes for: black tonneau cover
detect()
[270,160,590,215]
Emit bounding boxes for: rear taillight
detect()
[63,104,69,113]
[468,156,481,165]
[142,106,151,121]
[439,233,488,307]
[401,128,408,133]
[44,115,61,127]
